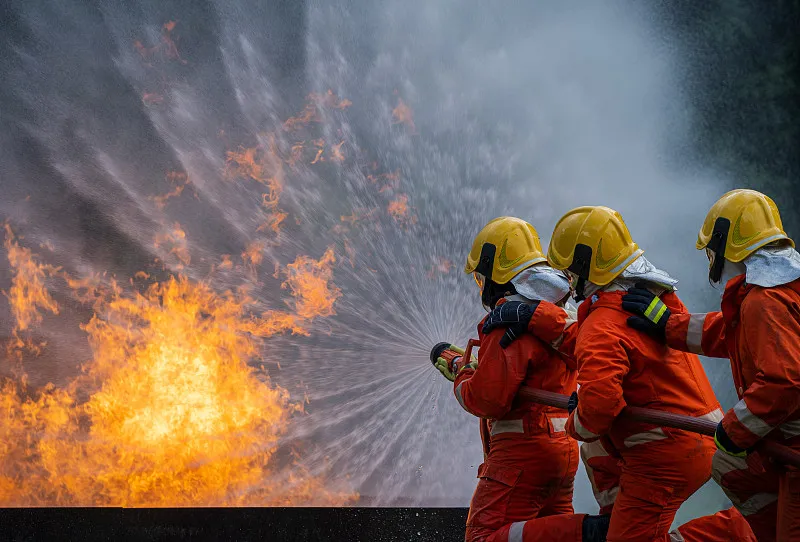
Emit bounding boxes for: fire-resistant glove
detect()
[482,300,541,349]
[621,282,671,340]
[431,343,477,382]
[567,391,578,414]
[714,421,748,458]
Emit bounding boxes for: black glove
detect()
[567,391,578,414]
[621,282,670,340]
[714,421,748,458]
[482,300,540,349]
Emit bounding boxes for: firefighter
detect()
[481,206,756,541]
[438,216,610,542]
[621,189,800,542]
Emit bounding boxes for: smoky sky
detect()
[1,0,736,518]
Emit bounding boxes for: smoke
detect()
[0,0,735,521]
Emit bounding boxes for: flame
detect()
[226,147,265,182]
[330,141,345,162]
[150,171,191,210]
[219,255,234,271]
[392,98,416,132]
[367,170,401,193]
[3,225,60,334]
[153,223,191,268]
[0,237,352,506]
[261,248,340,336]
[242,240,265,268]
[387,194,416,226]
[283,91,352,131]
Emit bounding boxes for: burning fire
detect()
[0,232,352,506]
[392,98,416,132]
[387,194,417,227]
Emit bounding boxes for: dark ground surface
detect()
[0,508,470,541]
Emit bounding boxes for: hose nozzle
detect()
[430,342,452,365]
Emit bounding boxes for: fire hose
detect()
[455,338,800,469]
[516,386,800,469]
[434,338,800,539]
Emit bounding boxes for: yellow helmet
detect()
[698,189,793,263]
[547,206,643,289]
[464,217,546,286]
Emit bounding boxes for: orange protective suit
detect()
[527,291,727,541]
[455,318,586,542]
[664,275,800,541]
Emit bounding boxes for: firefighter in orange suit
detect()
[435,217,610,542]
[483,206,755,541]
[622,189,800,542]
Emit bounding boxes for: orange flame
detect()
[387,194,416,226]
[150,171,191,210]
[283,91,352,132]
[392,98,416,132]
[153,223,191,268]
[330,141,345,162]
[3,225,60,334]
[242,240,265,268]
[261,248,340,336]
[0,238,352,506]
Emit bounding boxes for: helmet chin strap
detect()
[573,276,587,302]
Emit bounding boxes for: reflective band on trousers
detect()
[733,399,773,437]
[508,521,525,542]
[624,427,667,448]
[491,419,524,436]
[781,419,800,439]
[550,417,568,433]
[686,313,706,355]
[669,529,686,542]
[573,413,600,440]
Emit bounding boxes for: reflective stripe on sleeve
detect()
[686,313,706,355]
[508,521,525,542]
[454,382,471,414]
[737,492,779,516]
[623,428,667,448]
[594,486,619,509]
[669,529,686,542]
[573,413,600,440]
[733,399,774,437]
[490,419,525,436]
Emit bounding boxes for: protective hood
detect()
[585,255,678,297]
[744,244,800,287]
[510,264,571,304]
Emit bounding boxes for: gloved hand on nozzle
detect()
[430,342,477,382]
